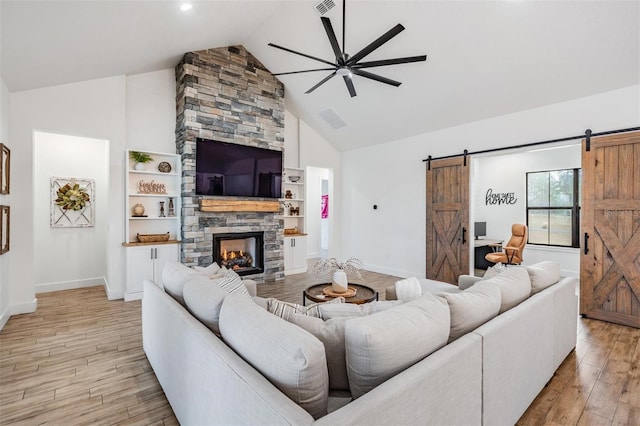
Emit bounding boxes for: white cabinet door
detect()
[153,244,179,288]
[284,236,307,275]
[126,246,155,299]
[125,244,179,300]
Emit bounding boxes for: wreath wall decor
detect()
[51,177,95,228]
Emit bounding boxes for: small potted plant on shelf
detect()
[312,257,364,294]
[130,151,153,171]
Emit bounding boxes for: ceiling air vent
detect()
[314,0,336,16]
[319,108,347,129]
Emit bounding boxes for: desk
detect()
[474,238,503,270]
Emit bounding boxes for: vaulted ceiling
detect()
[1,0,638,151]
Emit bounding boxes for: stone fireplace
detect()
[175,46,285,282]
[213,232,264,276]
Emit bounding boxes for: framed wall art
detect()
[0,144,10,194]
[0,205,9,254]
[50,177,95,228]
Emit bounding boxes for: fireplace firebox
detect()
[213,232,264,276]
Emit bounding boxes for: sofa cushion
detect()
[394,277,422,301]
[318,300,402,320]
[162,261,199,305]
[288,314,351,391]
[526,261,561,294]
[219,295,329,419]
[344,293,450,399]
[439,285,501,342]
[183,274,251,336]
[478,266,531,313]
[267,297,344,321]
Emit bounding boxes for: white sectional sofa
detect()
[142,261,577,425]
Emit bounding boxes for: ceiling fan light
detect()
[336,68,351,77]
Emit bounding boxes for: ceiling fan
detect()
[268,1,427,97]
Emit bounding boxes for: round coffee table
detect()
[303,283,378,306]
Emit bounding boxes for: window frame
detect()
[525,168,581,248]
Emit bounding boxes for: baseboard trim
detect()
[104,279,124,300]
[0,305,11,331]
[364,263,415,279]
[35,277,106,294]
[11,299,38,315]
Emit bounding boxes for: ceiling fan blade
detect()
[321,17,343,63]
[343,74,357,97]
[305,72,337,94]
[347,24,405,65]
[352,55,427,69]
[351,68,401,87]
[273,68,336,76]
[268,43,335,67]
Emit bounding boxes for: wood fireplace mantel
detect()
[200,199,280,213]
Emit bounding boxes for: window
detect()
[526,168,581,247]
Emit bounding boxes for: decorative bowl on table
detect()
[288,176,301,182]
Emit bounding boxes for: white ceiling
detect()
[2,0,639,151]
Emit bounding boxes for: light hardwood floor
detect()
[1,267,639,425]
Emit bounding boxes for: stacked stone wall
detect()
[175,46,285,282]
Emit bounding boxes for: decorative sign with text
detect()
[485,188,517,206]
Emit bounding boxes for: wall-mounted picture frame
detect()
[0,205,9,254]
[0,144,10,194]
[51,177,95,228]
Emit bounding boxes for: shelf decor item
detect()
[312,257,364,294]
[50,177,95,228]
[167,197,175,216]
[288,175,300,183]
[130,151,153,171]
[158,161,172,173]
[138,180,167,194]
[136,232,170,243]
[132,204,145,217]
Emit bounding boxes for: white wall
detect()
[299,120,342,259]
[0,76,11,329]
[33,132,109,292]
[126,70,176,154]
[10,76,127,306]
[473,145,582,276]
[343,84,640,278]
[284,108,299,168]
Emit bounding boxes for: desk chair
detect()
[485,224,527,265]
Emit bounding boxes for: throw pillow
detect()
[483,262,506,279]
[288,314,351,391]
[477,266,531,313]
[162,261,199,306]
[394,277,422,301]
[219,295,329,419]
[439,285,501,342]
[215,269,250,297]
[267,297,344,321]
[318,300,402,320]
[192,262,221,276]
[526,261,561,294]
[344,293,450,399]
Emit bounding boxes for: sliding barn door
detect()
[426,157,469,284]
[581,131,640,328]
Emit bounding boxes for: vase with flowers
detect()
[312,257,364,294]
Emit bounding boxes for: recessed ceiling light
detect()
[180,3,192,11]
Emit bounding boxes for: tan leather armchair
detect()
[485,224,527,265]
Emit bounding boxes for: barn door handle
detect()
[584,233,589,255]
[461,227,467,244]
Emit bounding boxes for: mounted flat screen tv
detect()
[195,138,283,198]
